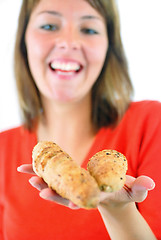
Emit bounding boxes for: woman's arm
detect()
[98,202,156,240]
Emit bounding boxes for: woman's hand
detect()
[17,164,155,209]
[99,175,155,208]
[17,164,79,210]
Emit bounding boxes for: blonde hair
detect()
[14,0,133,130]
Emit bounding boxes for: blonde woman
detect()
[0,0,160,239]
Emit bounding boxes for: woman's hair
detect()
[14,0,133,130]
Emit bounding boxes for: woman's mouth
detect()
[49,60,83,76]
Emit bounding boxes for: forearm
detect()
[98,202,156,240]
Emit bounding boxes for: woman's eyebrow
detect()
[38,11,62,17]
[81,15,101,20]
[80,15,104,23]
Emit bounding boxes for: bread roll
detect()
[32,141,100,209]
[87,150,128,192]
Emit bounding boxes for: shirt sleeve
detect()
[137,101,161,238]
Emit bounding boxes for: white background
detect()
[0,0,161,131]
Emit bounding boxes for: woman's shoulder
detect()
[129,100,161,113]
[0,125,23,135]
[0,125,37,165]
[118,100,161,139]
[0,125,37,146]
[126,100,161,121]
[0,125,26,140]
[129,100,161,110]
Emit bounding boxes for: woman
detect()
[0,0,160,239]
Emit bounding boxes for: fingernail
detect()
[148,181,155,190]
[29,179,41,191]
[17,166,21,172]
[39,191,47,199]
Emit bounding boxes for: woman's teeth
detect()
[50,61,81,73]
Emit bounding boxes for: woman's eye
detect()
[81,28,98,35]
[40,24,58,31]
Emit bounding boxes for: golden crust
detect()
[32,141,100,209]
[87,150,128,192]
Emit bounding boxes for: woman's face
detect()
[25,0,108,103]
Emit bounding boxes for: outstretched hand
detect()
[17,164,155,209]
[99,175,155,208]
[17,164,79,209]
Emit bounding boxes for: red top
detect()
[0,101,161,240]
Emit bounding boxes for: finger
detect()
[131,186,148,202]
[123,176,155,203]
[29,176,48,191]
[39,188,70,207]
[30,178,80,209]
[122,175,136,201]
[68,201,80,210]
[124,175,136,187]
[40,188,79,209]
[17,164,35,175]
[132,175,155,190]
[130,176,155,203]
[123,175,155,201]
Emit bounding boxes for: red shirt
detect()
[0,101,161,240]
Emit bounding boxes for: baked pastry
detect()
[87,149,128,192]
[32,141,100,209]
[32,142,128,209]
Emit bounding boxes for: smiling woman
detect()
[0,0,161,240]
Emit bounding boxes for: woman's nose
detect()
[55,29,81,51]
[56,40,80,51]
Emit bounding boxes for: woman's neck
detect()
[37,94,96,165]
